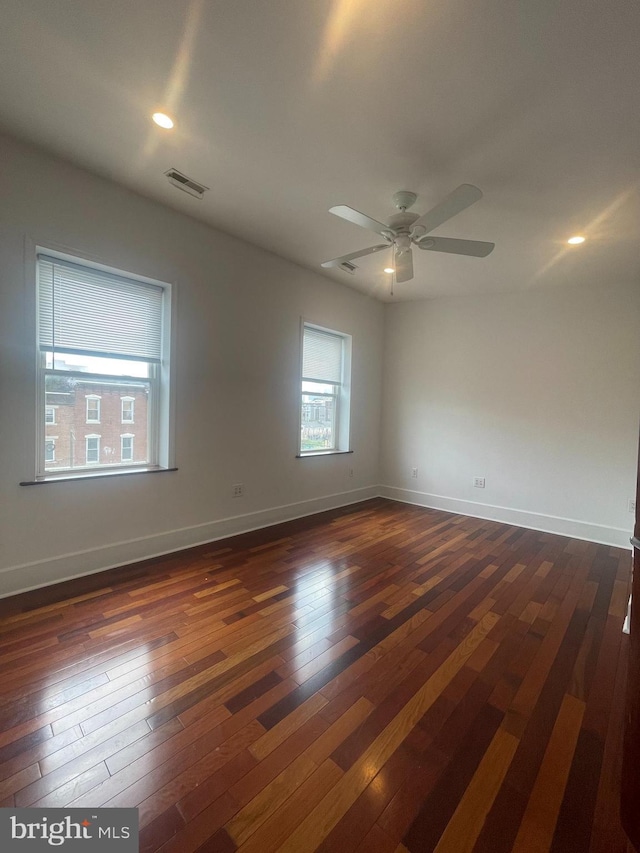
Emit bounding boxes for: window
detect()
[36,252,172,479]
[86,435,100,464]
[45,439,56,463]
[86,395,101,423]
[121,435,134,462]
[121,397,134,423]
[299,323,351,454]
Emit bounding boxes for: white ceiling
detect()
[1,0,638,301]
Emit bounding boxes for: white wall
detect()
[380,285,640,547]
[0,133,384,596]
[1,133,637,599]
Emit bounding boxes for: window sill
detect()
[20,466,178,486]
[296,450,353,458]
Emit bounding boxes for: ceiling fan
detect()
[321,184,494,283]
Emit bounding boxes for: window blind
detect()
[303,326,343,383]
[37,255,164,362]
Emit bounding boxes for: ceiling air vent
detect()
[339,261,357,274]
[164,168,209,200]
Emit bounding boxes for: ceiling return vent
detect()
[164,168,209,200]
[339,261,357,274]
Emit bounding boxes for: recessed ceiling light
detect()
[152,112,174,129]
[567,235,585,245]
[384,267,395,274]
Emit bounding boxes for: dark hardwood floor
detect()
[0,498,632,852]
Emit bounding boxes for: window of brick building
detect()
[121,397,135,424]
[121,435,134,462]
[86,395,101,423]
[86,435,100,464]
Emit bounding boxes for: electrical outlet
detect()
[473,477,486,489]
[232,483,244,498]
[629,499,636,514]
[411,467,418,479]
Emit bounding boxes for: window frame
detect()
[298,320,352,457]
[45,405,56,424]
[121,396,135,424]
[45,438,56,463]
[85,395,101,424]
[30,243,176,483]
[121,434,134,462]
[85,434,101,464]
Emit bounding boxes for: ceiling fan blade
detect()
[329,205,392,238]
[412,184,483,235]
[394,247,414,283]
[417,236,495,257]
[321,243,389,268]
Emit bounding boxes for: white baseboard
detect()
[2,483,631,600]
[623,595,632,634]
[0,486,379,599]
[379,485,633,550]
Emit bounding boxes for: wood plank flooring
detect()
[0,498,632,852]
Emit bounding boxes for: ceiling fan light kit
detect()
[321,184,495,285]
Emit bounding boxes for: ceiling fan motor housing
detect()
[394,234,412,253]
[387,211,419,231]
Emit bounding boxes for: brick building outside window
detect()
[45,377,149,470]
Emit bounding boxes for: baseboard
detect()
[2,483,631,600]
[379,485,633,550]
[0,485,379,599]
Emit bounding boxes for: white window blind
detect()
[302,327,343,383]
[37,255,164,363]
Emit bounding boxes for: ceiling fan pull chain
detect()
[390,246,395,297]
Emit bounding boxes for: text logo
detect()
[0,809,138,850]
